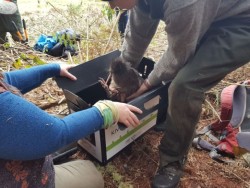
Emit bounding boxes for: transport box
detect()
[55,50,169,164]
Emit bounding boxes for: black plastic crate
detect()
[55,50,169,164]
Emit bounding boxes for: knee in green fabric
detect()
[169,79,204,114]
[168,79,188,100]
[169,71,206,100]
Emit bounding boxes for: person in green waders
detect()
[102,0,250,187]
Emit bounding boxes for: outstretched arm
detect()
[0,92,142,160]
[0,92,102,160]
[3,63,76,94]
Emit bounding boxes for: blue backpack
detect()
[34,29,80,57]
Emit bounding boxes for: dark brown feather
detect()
[98,58,143,102]
[110,58,143,97]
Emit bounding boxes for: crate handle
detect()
[143,95,160,111]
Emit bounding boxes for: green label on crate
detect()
[106,113,157,151]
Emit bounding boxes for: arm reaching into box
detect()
[0,94,142,160]
[3,63,76,94]
[0,63,142,160]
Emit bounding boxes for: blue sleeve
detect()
[0,92,104,160]
[3,63,61,94]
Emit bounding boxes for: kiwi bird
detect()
[99,58,144,102]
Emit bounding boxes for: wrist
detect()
[94,100,119,129]
[143,79,152,89]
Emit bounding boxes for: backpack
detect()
[193,81,250,163]
[33,29,80,57]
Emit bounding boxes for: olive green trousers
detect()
[159,18,250,167]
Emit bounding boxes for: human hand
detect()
[126,79,151,101]
[113,101,142,127]
[94,100,142,128]
[59,64,77,81]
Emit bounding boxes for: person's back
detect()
[122,0,250,85]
